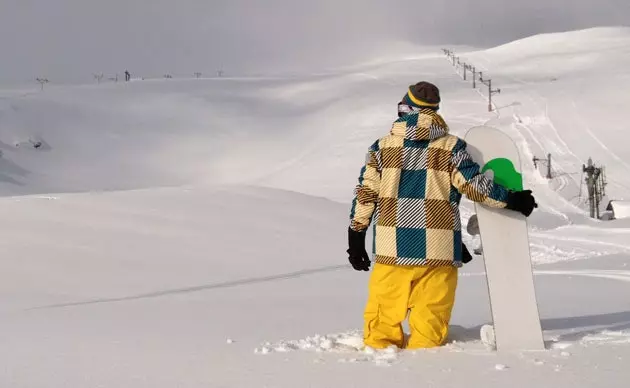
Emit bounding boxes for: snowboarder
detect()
[347,81,537,350]
[125,70,131,82]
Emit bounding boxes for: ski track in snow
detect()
[471,64,584,219]
[581,330,630,345]
[456,268,630,281]
[470,52,595,217]
[570,99,630,172]
[512,93,583,213]
[535,269,630,283]
[531,233,630,254]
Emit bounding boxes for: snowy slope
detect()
[2,187,630,387]
[1,27,630,387]
[464,27,630,205]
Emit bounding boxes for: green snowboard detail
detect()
[481,158,523,191]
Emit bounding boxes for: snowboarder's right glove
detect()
[506,190,538,217]
[347,227,371,271]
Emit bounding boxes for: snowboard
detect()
[464,125,545,352]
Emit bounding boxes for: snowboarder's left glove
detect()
[462,243,473,264]
[506,190,538,217]
[347,227,371,271]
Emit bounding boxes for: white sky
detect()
[0,0,628,85]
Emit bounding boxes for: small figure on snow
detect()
[347,81,537,350]
[125,70,131,82]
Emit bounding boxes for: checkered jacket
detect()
[349,109,509,267]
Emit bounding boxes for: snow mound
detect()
[473,27,630,76]
[254,330,402,366]
[607,200,630,219]
[254,325,496,362]
[254,330,363,354]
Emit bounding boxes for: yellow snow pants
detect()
[363,263,458,349]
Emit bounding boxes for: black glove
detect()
[347,227,371,271]
[506,190,538,217]
[462,243,473,264]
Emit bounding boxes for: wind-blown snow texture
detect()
[1,27,630,387]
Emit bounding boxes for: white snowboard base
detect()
[464,125,545,352]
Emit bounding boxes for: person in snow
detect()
[347,81,537,350]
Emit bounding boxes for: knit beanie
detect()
[401,81,441,109]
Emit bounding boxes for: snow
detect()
[582,330,630,345]
[1,26,630,387]
[607,200,630,219]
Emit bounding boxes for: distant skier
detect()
[347,81,537,350]
[125,70,131,82]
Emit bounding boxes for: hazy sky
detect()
[1,0,629,85]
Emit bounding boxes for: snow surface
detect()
[1,27,630,387]
[608,200,630,219]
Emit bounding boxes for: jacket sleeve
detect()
[450,139,509,208]
[349,141,381,232]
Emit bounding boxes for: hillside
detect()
[1,27,630,387]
